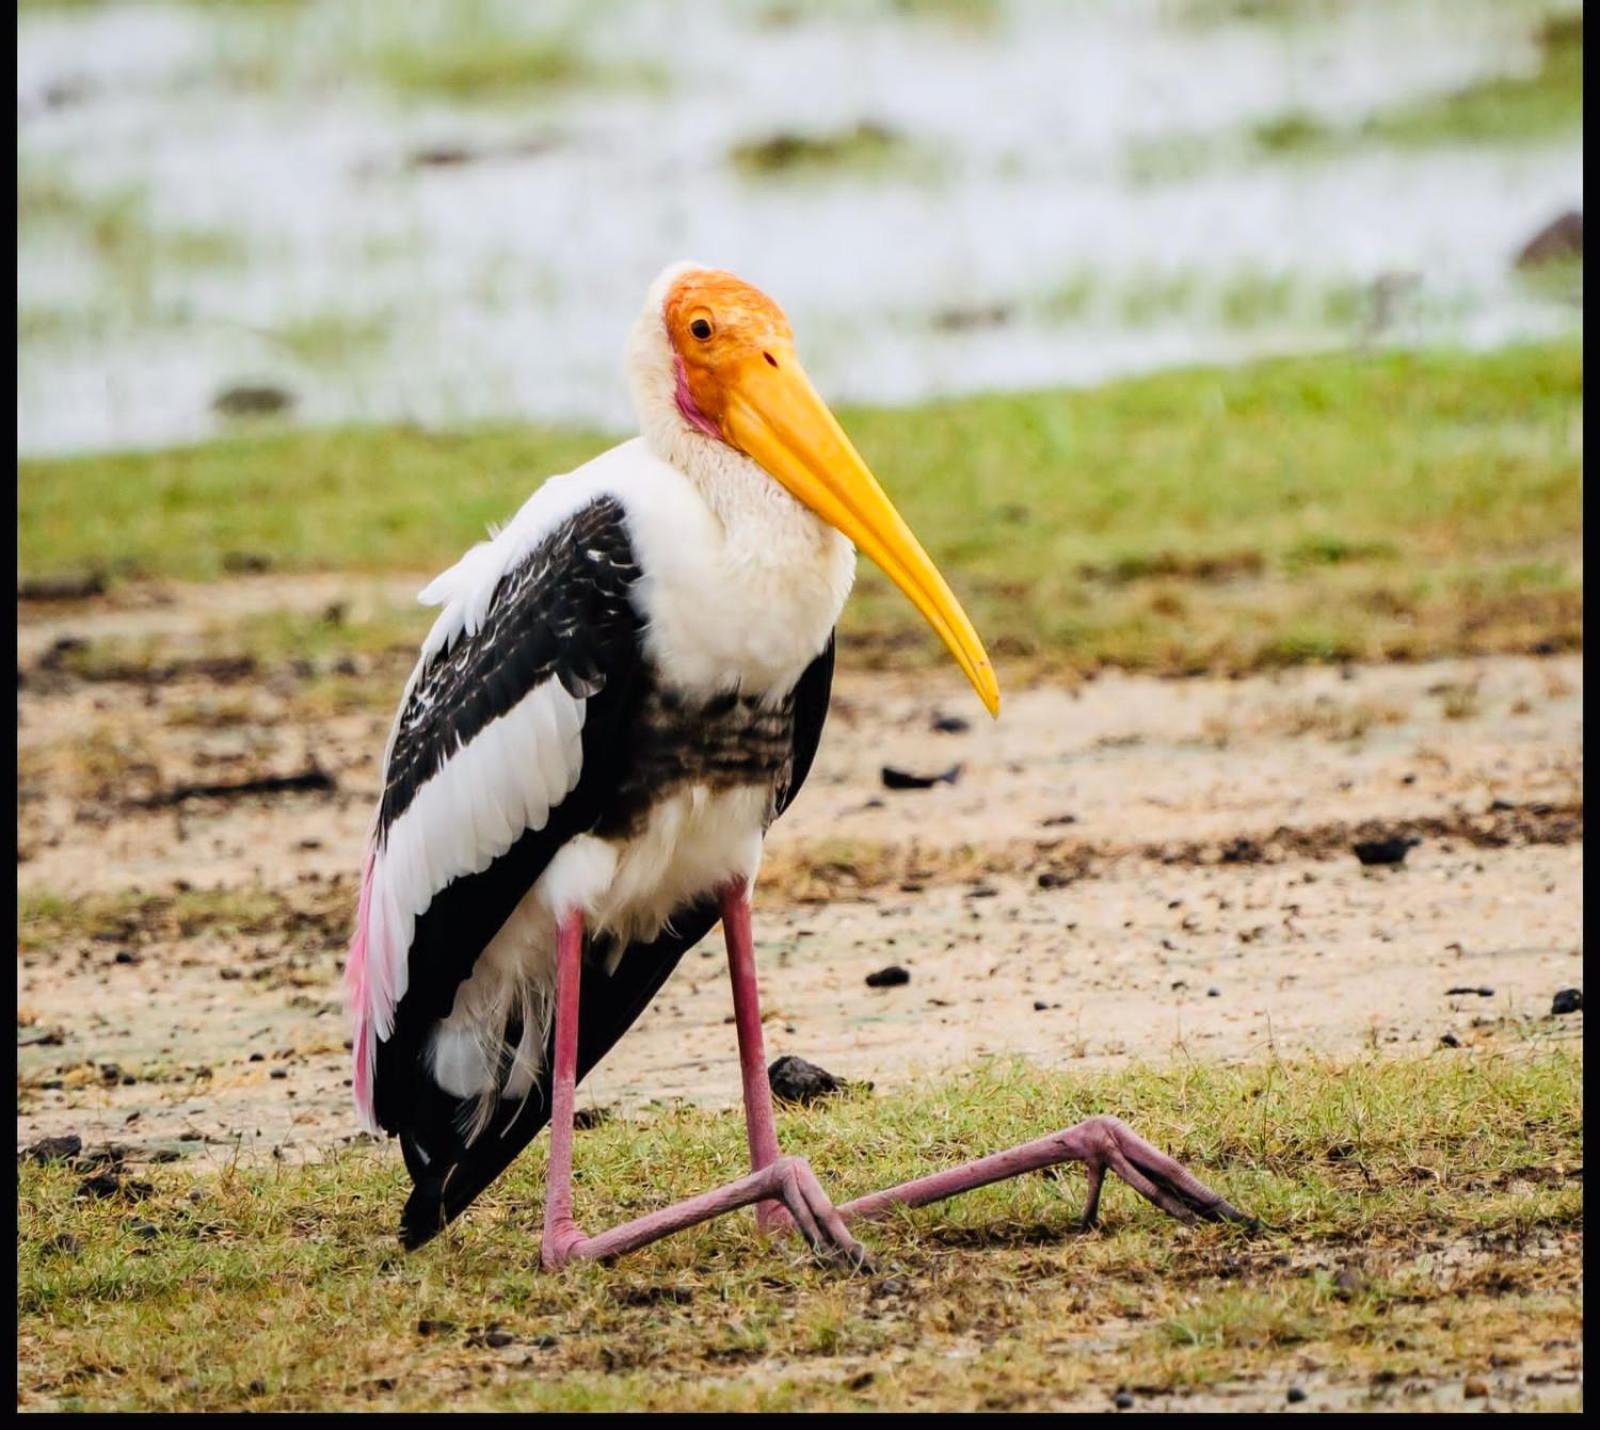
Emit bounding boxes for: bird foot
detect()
[836,1113,1256,1233]
[541,1154,872,1272]
[1067,1115,1256,1230]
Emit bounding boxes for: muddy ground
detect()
[16,577,1583,1167]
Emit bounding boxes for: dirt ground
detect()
[16,578,1584,1165]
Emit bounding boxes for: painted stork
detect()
[347,263,1250,1267]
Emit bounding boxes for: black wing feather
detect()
[370,491,837,1248]
[398,636,835,1248]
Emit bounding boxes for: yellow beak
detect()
[721,346,1000,717]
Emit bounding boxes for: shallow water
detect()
[17,0,1583,457]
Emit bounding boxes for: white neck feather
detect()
[622,265,855,697]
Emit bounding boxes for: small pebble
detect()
[865,965,911,988]
[1439,1031,1461,1048]
[1114,1391,1134,1410]
[1286,1386,1307,1404]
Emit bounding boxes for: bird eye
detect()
[689,317,713,341]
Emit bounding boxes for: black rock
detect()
[1515,210,1583,269]
[1551,988,1583,1016]
[1114,1391,1135,1409]
[75,1170,124,1200]
[1353,835,1419,867]
[865,965,912,989]
[1439,1031,1462,1048]
[1445,986,1495,998]
[929,713,970,734]
[19,1134,82,1165]
[1287,1385,1308,1404]
[769,1054,846,1105]
[881,763,962,791]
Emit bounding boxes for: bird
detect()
[346,262,1250,1267]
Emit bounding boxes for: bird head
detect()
[629,262,1000,718]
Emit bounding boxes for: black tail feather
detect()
[396,898,721,1250]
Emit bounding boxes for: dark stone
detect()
[1036,871,1073,889]
[865,965,912,989]
[1445,986,1495,998]
[75,1170,124,1200]
[1353,835,1419,866]
[416,1318,457,1337]
[1439,1031,1461,1048]
[1551,988,1583,1016]
[1287,1386,1308,1404]
[769,1054,848,1105]
[880,763,962,791]
[17,572,107,602]
[929,713,970,734]
[1515,210,1582,269]
[1114,1391,1135,1409]
[19,1134,82,1164]
[113,950,140,965]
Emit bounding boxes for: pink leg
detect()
[540,906,871,1272]
[719,879,785,1233]
[837,1116,1254,1231]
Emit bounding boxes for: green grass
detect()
[729,121,931,181]
[19,340,1581,676]
[17,1050,1582,1410]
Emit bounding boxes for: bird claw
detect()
[1073,1116,1258,1231]
[771,1155,875,1273]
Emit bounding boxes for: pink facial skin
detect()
[674,354,723,441]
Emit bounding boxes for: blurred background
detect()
[17,0,1584,458]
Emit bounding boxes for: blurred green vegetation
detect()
[19,341,1582,675]
[1130,10,1582,181]
[730,122,931,181]
[1367,12,1582,146]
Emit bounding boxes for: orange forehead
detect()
[663,269,791,353]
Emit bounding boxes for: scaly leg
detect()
[720,878,787,1233]
[540,906,871,1271]
[719,885,1251,1238]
